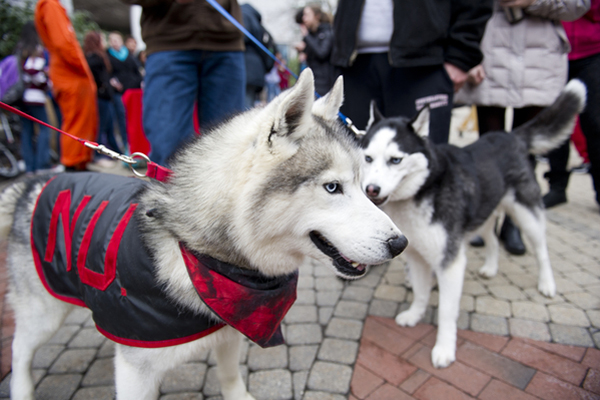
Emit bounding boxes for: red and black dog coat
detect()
[31,173,297,348]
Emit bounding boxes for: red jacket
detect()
[563,0,600,60]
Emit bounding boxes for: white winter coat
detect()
[455,0,590,108]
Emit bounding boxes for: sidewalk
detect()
[0,107,599,399]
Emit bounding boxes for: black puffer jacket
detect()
[331,0,493,72]
[107,51,143,94]
[86,53,113,101]
[304,22,335,96]
[241,4,275,89]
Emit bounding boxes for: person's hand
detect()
[110,77,123,92]
[299,24,308,37]
[295,41,306,52]
[466,64,486,86]
[444,63,468,92]
[499,0,536,7]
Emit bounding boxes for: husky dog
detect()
[0,69,407,400]
[359,80,586,369]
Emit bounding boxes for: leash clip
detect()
[84,142,151,178]
[344,117,365,138]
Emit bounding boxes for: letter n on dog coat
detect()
[31,173,297,348]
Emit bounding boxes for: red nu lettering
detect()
[43,189,138,291]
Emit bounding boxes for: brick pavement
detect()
[0,108,599,399]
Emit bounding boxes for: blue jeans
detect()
[98,98,120,153]
[19,104,51,172]
[143,50,245,166]
[111,93,128,152]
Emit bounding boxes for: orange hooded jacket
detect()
[35,0,98,168]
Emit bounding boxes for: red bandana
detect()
[180,244,298,348]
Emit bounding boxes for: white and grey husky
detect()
[0,69,407,400]
[359,80,586,369]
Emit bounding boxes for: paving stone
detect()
[460,295,474,312]
[247,344,287,370]
[325,318,363,340]
[289,345,318,372]
[248,369,292,400]
[284,305,317,324]
[64,308,92,325]
[334,301,368,319]
[97,340,115,359]
[318,307,334,326]
[316,291,341,307]
[32,345,65,369]
[47,325,80,345]
[587,310,600,328]
[509,318,551,342]
[35,374,81,400]
[160,393,203,400]
[303,391,346,400]
[548,305,590,327]
[470,314,509,336]
[297,276,314,290]
[593,331,600,348]
[489,285,527,301]
[463,280,489,296]
[68,327,106,348]
[317,338,359,365]
[295,289,315,305]
[511,301,550,322]
[475,296,511,317]
[49,348,97,373]
[285,324,322,345]
[313,263,333,277]
[555,278,585,294]
[569,271,600,287]
[524,288,567,305]
[293,371,308,400]
[349,271,382,288]
[160,363,207,393]
[368,299,398,318]
[549,324,595,347]
[307,361,353,394]
[72,386,116,400]
[202,365,248,397]
[315,277,344,292]
[0,374,9,397]
[383,271,406,285]
[207,340,249,366]
[82,358,115,387]
[563,292,600,310]
[505,273,538,290]
[373,284,406,302]
[342,286,374,302]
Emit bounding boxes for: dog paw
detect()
[395,310,422,327]
[478,264,497,278]
[538,279,556,298]
[431,344,456,368]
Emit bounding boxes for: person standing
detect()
[295,5,335,96]
[34,0,98,171]
[544,0,600,210]
[331,0,493,144]
[121,0,246,166]
[456,0,590,254]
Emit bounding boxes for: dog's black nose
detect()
[387,235,408,257]
[366,184,380,197]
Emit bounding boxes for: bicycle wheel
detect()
[0,142,20,178]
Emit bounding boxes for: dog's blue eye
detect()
[324,182,342,194]
[365,155,373,163]
[390,157,403,165]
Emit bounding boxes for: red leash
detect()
[0,101,172,182]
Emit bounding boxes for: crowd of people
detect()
[2,0,598,218]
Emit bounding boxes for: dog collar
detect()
[180,243,298,348]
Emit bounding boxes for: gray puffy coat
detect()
[456,0,590,108]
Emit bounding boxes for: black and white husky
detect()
[359,80,586,368]
[0,70,406,400]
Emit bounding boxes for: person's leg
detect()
[98,98,120,152]
[19,106,35,173]
[111,93,128,152]
[570,54,600,206]
[476,106,506,135]
[28,105,51,171]
[198,50,245,131]
[544,140,570,207]
[339,54,381,132]
[143,50,198,166]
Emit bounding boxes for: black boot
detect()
[469,235,485,247]
[543,190,567,208]
[499,216,525,255]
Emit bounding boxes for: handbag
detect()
[0,55,25,105]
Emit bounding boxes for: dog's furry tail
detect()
[514,79,587,155]
[0,182,25,240]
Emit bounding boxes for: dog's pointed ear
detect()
[411,105,430,138]
[312,75,344,121]
[365,100,384,132]
[271,68,315,139]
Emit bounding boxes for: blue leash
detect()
[204,0,363,136]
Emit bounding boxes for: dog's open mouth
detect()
[309,231,368,277]
[370,196,388,206]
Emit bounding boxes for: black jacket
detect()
[86,53,113,101]
[242,4,275,89]
[304,22,335,96]
[107,51,143,94]
[331,0,493,72]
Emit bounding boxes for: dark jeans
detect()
[547,53,600,203]
[19,104,51,172]
[340,53,454,144]
[143,50,246,166]
[98,98,120,153]
[111,93,128,153]
[476,106,542,134]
